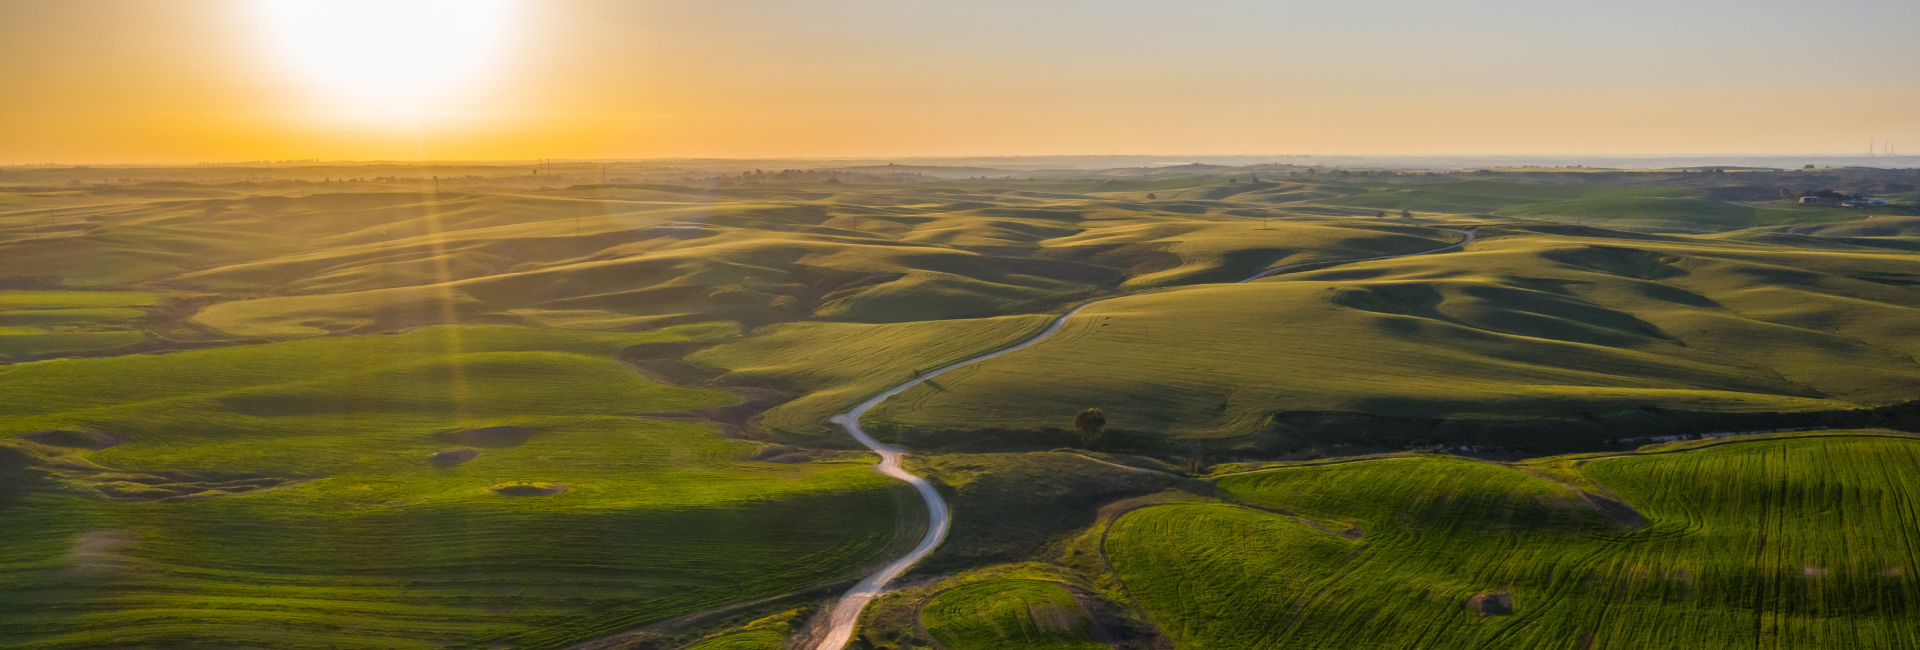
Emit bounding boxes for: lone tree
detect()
[1401,209,1413,218]
[1146,192,1157,200]
[1374,210,1387,218]
[1074,408,1107,450]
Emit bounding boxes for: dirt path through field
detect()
[811,227,1477,650]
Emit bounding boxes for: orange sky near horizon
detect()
[3,0,1917,164]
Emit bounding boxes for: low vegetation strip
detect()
[1106,433,1920,649]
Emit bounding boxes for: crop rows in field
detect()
[1106,436,1920,649]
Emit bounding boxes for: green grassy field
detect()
[680,610,809,650]
[0,324,916,650]
[0,291,168,361]
[1105,433,1920,650]
[688,316,1054,440]
[919,579,1106,650]
[4,166,1918,649]
[865,225,1920,451]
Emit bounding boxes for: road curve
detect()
[812,227,1477,650]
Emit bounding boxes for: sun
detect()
[257,0,515,102]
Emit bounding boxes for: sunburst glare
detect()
[256,0,515,104]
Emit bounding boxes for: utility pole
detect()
[601,165,608,186]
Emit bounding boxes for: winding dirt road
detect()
[811,227,1477,650]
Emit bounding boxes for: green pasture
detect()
[2,170,1918,650]
[1499,197,1837,229]
[1321,181,1688,214]
[689,316,1053,439]
[919,579,1105,650]
[0,324,914,650]
[1106,434,1920,649]
[866,228,1920,447]
[682,611,803,650]
[911,451,1177,568]
[0,291,163,310]
[0,291,167,361]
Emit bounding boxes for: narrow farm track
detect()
[810,227,1478,650]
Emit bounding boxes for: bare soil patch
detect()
[444,426,536,448]
[430,448,480,467]
[1468,591,1513,617]
[490,482,569,497]
[18,430,129,450]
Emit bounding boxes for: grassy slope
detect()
[1500,197,1836,229]
[688,316,1053,438]
[679,609,810,650]
[1319,181,1866,231]
[868,229,1920,445]
[1320,182,1686,213]
[0,325,913,650]
[0,291,167,361]
[919,579,1106,650]
[911,452,1178,570]
[4,185,1494,346]
[1105,434,1920,650]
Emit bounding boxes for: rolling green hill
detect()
[919,579,1106,650]
[0,324,916,649]
[1106,433,1920,649]
[4,166,1919,650]
[0,291,169,361]
[864,226,1920,452]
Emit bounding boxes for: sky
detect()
[2,0,1917,163]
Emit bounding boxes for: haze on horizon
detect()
[2,0,1916,164]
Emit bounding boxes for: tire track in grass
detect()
[812,228,1479,650]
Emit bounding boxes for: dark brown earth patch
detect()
[444,426,536,448]
[18,430,130,450]
[490,482,569,497]
[1468,591,1513,617]
[431,448,480,467]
